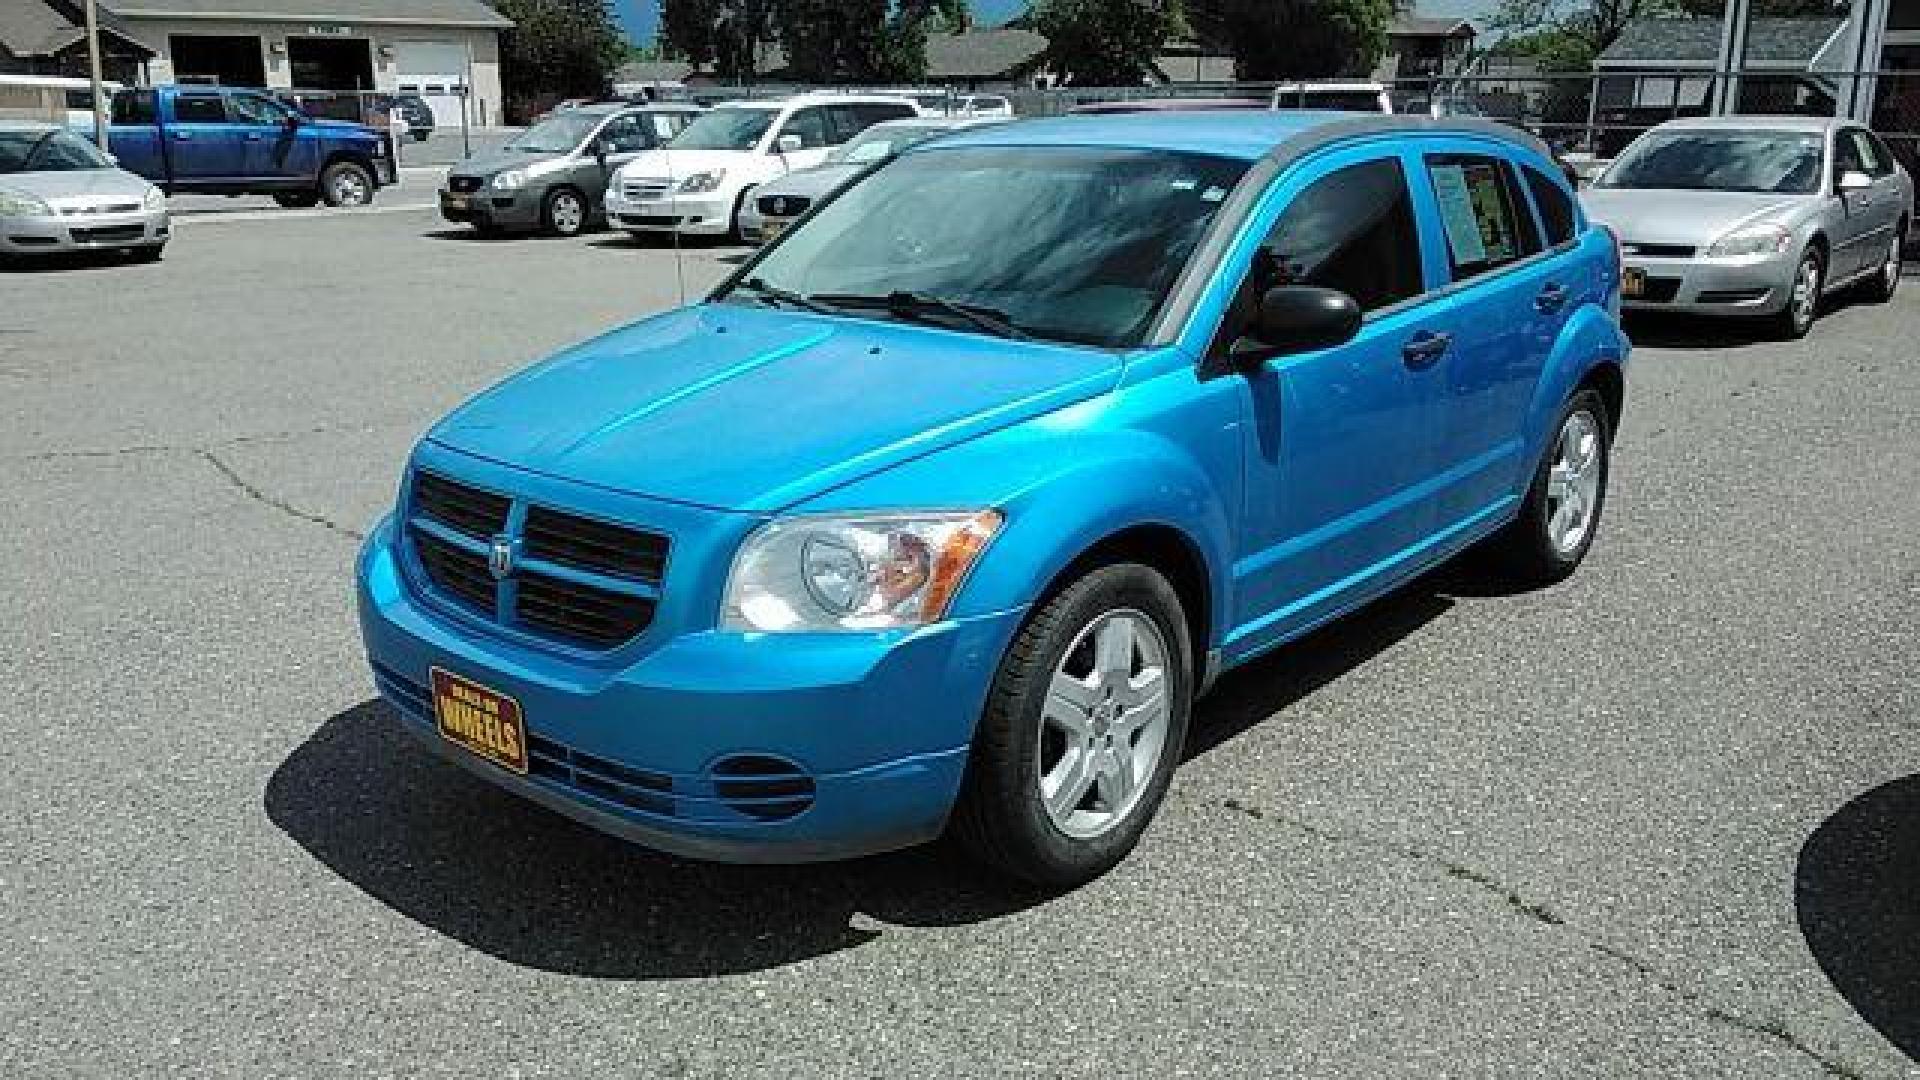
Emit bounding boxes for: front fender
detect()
[794,402,1236,651]
[1523,301,1630,461]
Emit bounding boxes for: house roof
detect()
[100,0,512,29]
[0,0,153,58]
[1389,16,1475,38]
[1598,17,1844,68]
[923,26,1047,81]
[615,60,694,85]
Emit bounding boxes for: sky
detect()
[612,0,1491,45]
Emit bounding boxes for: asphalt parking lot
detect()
[4,202,1917,1078]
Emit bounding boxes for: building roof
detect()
[1389,16,1476,38]
[0,1,152,58]
[1598,17,1844,68]
[923,26,1047,81]
[100,0,512,29]
[615,61,695,85]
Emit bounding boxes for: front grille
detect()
[1623,242,1695,259]
[1639,277,1683,303]
[711,754,816,821]
[622,179,671,200]
[448,175,483,194]
[70,224,145,245]
[756,194,810,218]
[61,203,140,215]
[403,470,668,650]
[619,214,679,227]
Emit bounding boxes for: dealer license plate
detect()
[762,218,790,242]
[1622,266,1646,298]
[430,667,528,774]
[443,193,469,210]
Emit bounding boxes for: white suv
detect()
[605,94,917,238]
[1269,81,1393,113]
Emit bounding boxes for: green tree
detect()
[1187,0,1396,80]
[773,0,967,83]
[658,0,777,80]
[493,0,625,118]
[1030,0,1183,86]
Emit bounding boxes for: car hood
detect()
[427,304,1122,513]
[0,167,153,205]
[613,147,754,183]
[1580,187,1811,245]
[449,147,563,179]
[756,163,863,202]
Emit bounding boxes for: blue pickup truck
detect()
[107,85,395,207]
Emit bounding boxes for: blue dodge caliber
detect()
[357,113,1628,885]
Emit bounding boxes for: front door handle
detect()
[172,131,192,141]
[1535,282,1569,312]
[244,133,264,142]
[1402,330,1452,368]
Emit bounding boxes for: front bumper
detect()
[604,187,734,236]
[1622,249,1796,316]
[356,513,1022,863]
[0,207,169,254]
[439,186,543,231]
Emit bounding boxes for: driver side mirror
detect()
[776,133,804,155]
[1231,287,1362,368]
[1838,169,1873,193]
[591,137,608,165]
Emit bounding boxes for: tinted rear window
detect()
[1522,164,1577,247]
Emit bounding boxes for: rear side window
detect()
[1425,154,1540,280]
[1521,164,1577,247]
[173,95,227,124]
[112,91,156,124]
[778,105,830,148]
[1250,157,1426,313]
[1861,130,1899,177]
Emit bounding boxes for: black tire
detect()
[1767,246,1823,339]
[273,191,320,209]
[1857,224,1905,304]
[1478,387,1612,588]
[542,186,588,237]
[319,161,375,208]
[951,562,1193,887]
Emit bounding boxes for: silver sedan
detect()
[0,122,170,261]
[1581,115,1911,337]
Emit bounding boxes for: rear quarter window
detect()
[1521,164,1578,248]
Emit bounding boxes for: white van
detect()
[605,94,917,238]
[1269,81,1393,113]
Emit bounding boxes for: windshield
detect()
[669,107,776,151]
[0,127,114,173]
[505,112,601,154]
[724,147,1249,348]
[829,124,944,165]
[1599,130,1823,193]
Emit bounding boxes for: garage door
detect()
[393,40,468,127]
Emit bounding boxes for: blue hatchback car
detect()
[357,112,1628,886]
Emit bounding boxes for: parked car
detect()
[356,111,1629,886]
[1581,116,1912,337]
[740,115,1006,243]
[604,94,918,239]
[440,103,701,237]
[1271,81,1393,113]
[0,121,169,261]
[107,86,395,208]
[1069,97,1269,115]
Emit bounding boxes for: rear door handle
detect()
[172,131,191,141]
[244,133,264,142]
[1535,283,1569,312]
[1402,330,1452,368]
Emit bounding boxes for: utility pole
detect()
[83,0,111,151]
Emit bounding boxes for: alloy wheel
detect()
[332,171,370,207]
[1790,253,1820,334]
[551,192,584,235]
[1037,609,1172,840]
[1545,409,1603,557]
[1885,235,1904,295]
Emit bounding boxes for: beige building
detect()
[104,0,511,126]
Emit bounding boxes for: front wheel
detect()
[320,162,375,208]
[1857,226,1905,303]
[951,563,1192,887]
[1478,387,1611,587]
[543,187,587,237]
[1768,247,1823,339]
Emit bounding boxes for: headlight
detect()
[679,169,726,194]
[0,188,51,216]
[143,186,166,210]
[492,168,529,191]
[723,511,1003,632]
[1706,223,1792,258]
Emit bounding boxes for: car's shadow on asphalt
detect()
[0,250,156,274]
[266,565,1490,979]
[1796,773,1920,1062]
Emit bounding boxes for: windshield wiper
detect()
[733,277,841,316]
[813,291,1030,340]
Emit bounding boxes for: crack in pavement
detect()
[9,421,394,465]
[1216,797,1870,1079]
[198,449,365,543]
